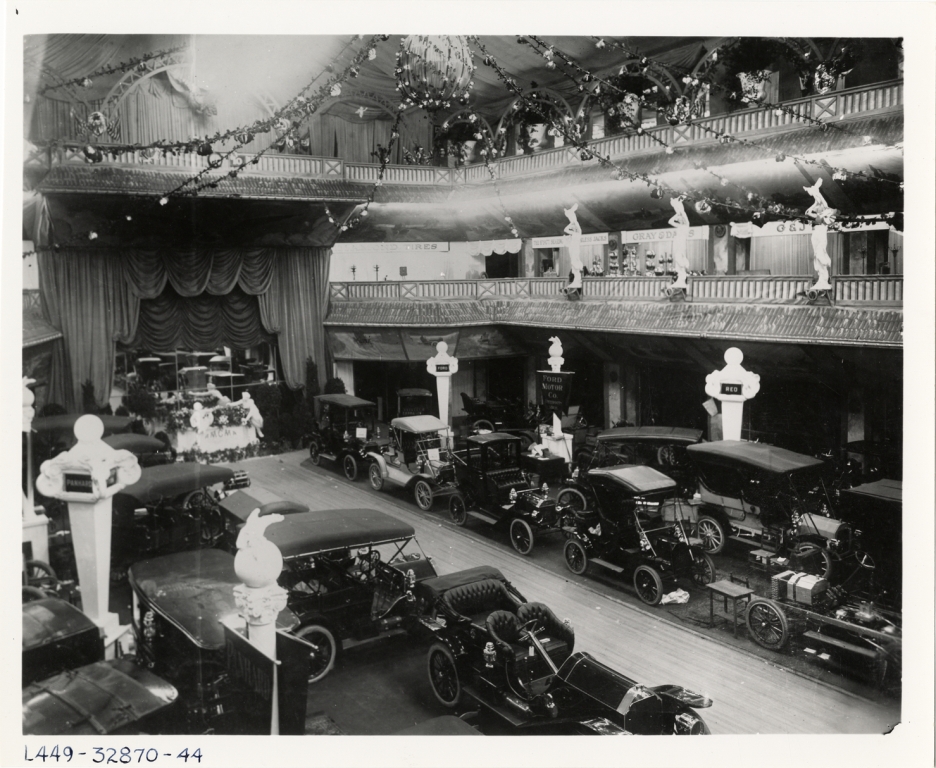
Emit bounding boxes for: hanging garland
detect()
[34,43,190,97]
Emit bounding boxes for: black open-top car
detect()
[219,493,440,683]
[448,432,570,555]
[562,465,716,605]
[418,566,712,734]
[308,394,390,480]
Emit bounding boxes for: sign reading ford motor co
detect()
[537,370,575,416]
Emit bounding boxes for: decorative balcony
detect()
[329,274,903,307]
[33,80,902,187]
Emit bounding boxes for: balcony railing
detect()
[329,274,902,306]
[42,80,902,188]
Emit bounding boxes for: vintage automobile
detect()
[839,478,902,608]
[419,565,712,734]
[396,387,434,418]
[128,548,298,733]
[745,566,900,690]
[367,415,457,510]
[218,494,441,684]
[685,441,858,579]
[448,432,571,555]
[112,463,249,565]
[559,426,704,508]
[22,597,104,686]
[561,466,716,605]
[308,394,390,480]
[103,433,175,467]
[23,659,179,736]
[460,393,540,450]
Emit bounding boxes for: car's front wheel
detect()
[746,598,790,650]
[633,565,664,606]
[792,541,834,580]
[343,454,359,481]
[368,462,384,491]
[427,642,461,707]
[309,440,322,466]
[449,494,468,526]
[509,518,534,556]
[296,623,339,683]
[563,539,588,575]
[414,479,434,511]
[696,515,727,554]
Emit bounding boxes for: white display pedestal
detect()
[542,433,574,463]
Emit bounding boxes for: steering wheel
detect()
[855,550,876,570]
[519,618,540,640]
[356,549,381,574]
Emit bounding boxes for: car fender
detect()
[366,452,389,477]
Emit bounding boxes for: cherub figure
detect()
[804,179,838,291]
[667,197,691,290]
[563,204,584,290]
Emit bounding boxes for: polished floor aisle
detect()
[227,450,901,736]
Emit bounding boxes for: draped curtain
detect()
[37,244,331,409]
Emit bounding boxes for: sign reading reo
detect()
[537,370,575,416]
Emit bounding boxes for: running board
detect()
[590,558,625,573]
[463,685,528,727]
[467,511,499,525]
[320,453,337,462]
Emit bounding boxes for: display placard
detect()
[435,364,450,373]
[223,622,275,723]
[537,370,575,416]
[720,382,743,396]
[63,472,93,494]
[355,427,368,439]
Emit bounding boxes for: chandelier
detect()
[395,36,475,111]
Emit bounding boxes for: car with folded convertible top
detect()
[416,565,713,735]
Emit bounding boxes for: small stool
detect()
[706,579,754,638]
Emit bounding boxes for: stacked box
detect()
[793,574,829,605]
[771,570,797,600]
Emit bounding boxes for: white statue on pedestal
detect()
[240,391,265,438]
[563,204,584,290]
[548,336,565,372]
[668,197,691,290]
[804,179,838,292]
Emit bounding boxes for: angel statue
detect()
[563,203,584,291]
[668,196,691,290]
[804,179,838,291]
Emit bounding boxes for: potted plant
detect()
[718,37,796,107]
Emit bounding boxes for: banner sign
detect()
[223,621,274,726]
[537,370,575,416]
[275,630,311,736]
[749,219,891,237]
[621,226,709,243]
[532,232,609,248]
[333,242,450,253]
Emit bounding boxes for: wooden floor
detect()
[228,450,902,736]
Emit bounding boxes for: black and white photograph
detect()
[5,2,934,766]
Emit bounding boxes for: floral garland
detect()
[34,43,189,97]
[161,402,251,434]
[175,442,262,465]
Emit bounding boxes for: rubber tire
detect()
[633,564,664,606]
[557,487,588,513]
[690,551,717,587]
[793,542,834,581]
[309,441,322,466]
[564,539,588,575]
[746,598,790,650]
[368,462,384,491]
[343,454,359,481]
[296,623,339,684]
[449,494,468,526]
[414,479,434,511]
[509,518,534,556]
[473,419,495,433]
[696,515,727,555]
[427,642,461,707]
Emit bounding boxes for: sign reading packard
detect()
[537,370,575,416]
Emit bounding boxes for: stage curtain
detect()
[259,247,330,390]
[119,247,277,298]
[131,286,273,352]
[38,249,139,410]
